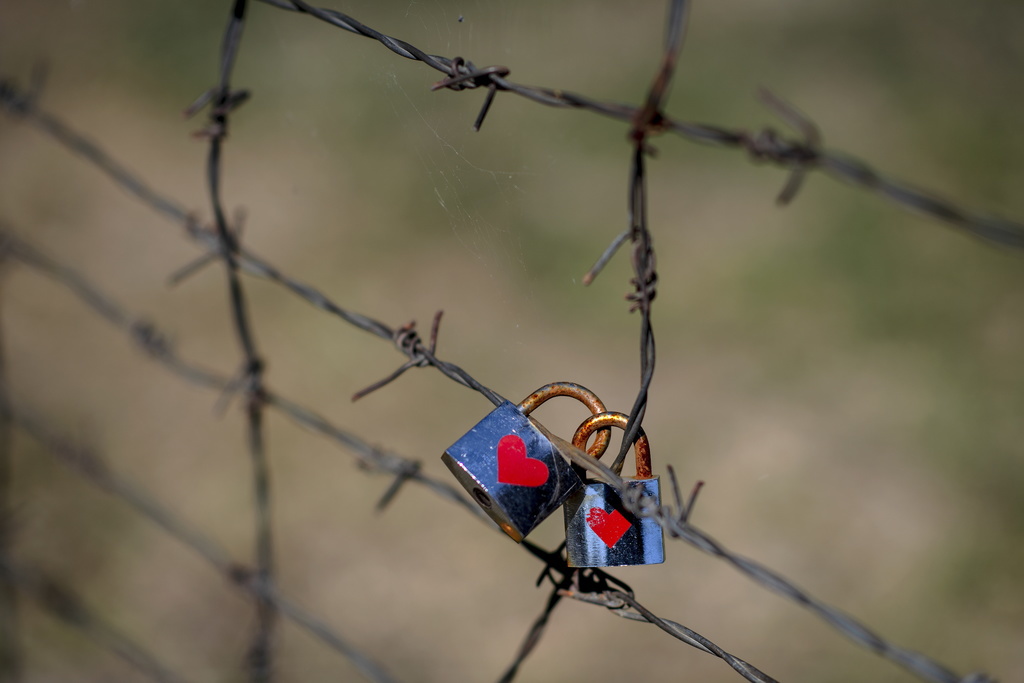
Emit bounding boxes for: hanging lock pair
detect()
[442,383,612,542]
[564,412,664,567]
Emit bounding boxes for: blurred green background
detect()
[1,1,1023,681]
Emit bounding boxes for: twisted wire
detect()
[0,1,1013,680]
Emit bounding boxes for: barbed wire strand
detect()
[0,216,889,682]
[0,77,998,681]
[0,228,488,525]
[0,1,1011,677]
[496,583,563,683]
[0,556,191,683]
[0,81,503,409]
[557,441,995,683]
[186,1,279,679]
[0,401,399,683]
[4,229,985,683]
[559,589,778,683]
[2,391,778,683]
[0,229,778,683]
[0,222,774,683]
[497,541,628,683]
[585,0,687,477]
[507,539,782,683]
[0,247,20,681]
[253,0,1024,250]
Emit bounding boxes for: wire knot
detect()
[430,57,509,131]
[351,311,444,401]
[431,57,509,92]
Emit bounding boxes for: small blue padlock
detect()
[442,383,611,542]
[563,411,664,567]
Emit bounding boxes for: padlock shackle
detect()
[517,382,612,459]
[572,412,652,479]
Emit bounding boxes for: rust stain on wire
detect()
[2,227,997,683]
[0,0,1014,681]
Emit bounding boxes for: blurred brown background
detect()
[1,0,1023,681]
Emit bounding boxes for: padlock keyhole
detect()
[471,487,493,509]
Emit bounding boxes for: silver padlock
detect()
[563,411,664,567]
[442,382,611,543]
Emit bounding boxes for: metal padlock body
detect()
[564,412,665,567]
[442,384,612,543]
[443,401,580,542]
[564,478,663,567]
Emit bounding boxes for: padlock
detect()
[442,382,612,543]
[563,412,664,567]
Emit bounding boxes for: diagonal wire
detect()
[558,588,778,683]
[0,81,502,407]
[0,243,20,681]
[0,155,997,683]
[554,442,995,683]
[2,390,776,683]
[0,228,483,525]
[0,3,1012,678]
[495,583,564,683]
[245,0,1024,249]
[1,229,777,683]
[5,215,994,682]
[1,401,399,683]
[0,557,191,683]
[1,75,1019,403]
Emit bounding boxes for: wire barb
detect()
[351,309,445,401]
[756,87,821,205]
[375,460,421,512]
[666,465,704,525]
[430,57,510,130]
[0,0,1012,679]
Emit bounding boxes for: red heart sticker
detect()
[586,508,631,548]
[496,433,549,487]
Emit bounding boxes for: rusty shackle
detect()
[517,382,611,458]
[572,411,652,479]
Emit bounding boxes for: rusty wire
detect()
[8,219,984,682]
[1,226,778,682]
[6,398,775,683]
[254,0,1024,248]
[579,0,687,477]
[0,223,994,683]
[0,0,1017,681]
[0,90,995,683]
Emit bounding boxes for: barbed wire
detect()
[0,290,780,683]
[0,0,1016,680]
[185,1,279,678]
[0,91,990,683]
[0,228,486,523]
[255,0,1024,248]
[0,80,503,408]
[0,556,190,683]
[554,444,996,683]
[0,222,994,683]
[4,399,784,683]
[0,225,782,682]
[0,398,400,683]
